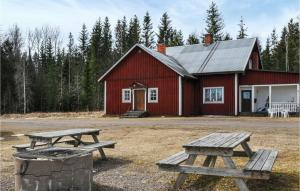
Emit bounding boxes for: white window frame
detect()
[203,87,224,104]
[122,88,131,103]
[148,88,158,103]
[248,59,253,69]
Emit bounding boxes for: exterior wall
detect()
[104,47,179,115]
[198,74,235,115]
[239,70,299,85]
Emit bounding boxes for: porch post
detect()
[269,85,272,109]
[104,81,107,114]
[234,74,238,116]
[297,84,299,106]
[178,76,182,116]
[251,86,255,112]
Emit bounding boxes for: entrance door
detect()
[134,90,145,111]
[241,90,252,112]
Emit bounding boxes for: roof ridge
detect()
[197,41,220,73]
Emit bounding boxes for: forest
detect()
[1,2,299,114]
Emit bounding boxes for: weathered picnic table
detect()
[157,132,278,191]
[13,128,116,160]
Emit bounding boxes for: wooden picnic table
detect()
[21,128,116,160]
[157,132,278,191]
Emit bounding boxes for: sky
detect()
[1,0,299,48]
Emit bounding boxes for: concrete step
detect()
[121,111,148,118]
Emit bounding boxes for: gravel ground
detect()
[1,116,299,191]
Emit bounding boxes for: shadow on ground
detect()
[166,171,299,191]
[0,131,19,141]
[248,172,299,191]
[93,182,126,191]
[93,157,132,173]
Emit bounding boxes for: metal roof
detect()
[166,38,257,74]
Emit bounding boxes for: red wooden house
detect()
[99,34,299,116]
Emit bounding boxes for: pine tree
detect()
[269,29,279,70]
[121,17,129,52]
[261,38,271,70]
[1,39,17,113]
[187,33,199,45]
[141,11,155,48]
[127,15,141,48]
[114,19,123,58]
[286,19,299,72]
[170,29,184,46]
[79,24,89,60]
[237,16,248,39]
[204,1,224,41]
[157,12,172,46]
[223,33,232,40]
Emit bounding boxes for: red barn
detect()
[99,35,299,116]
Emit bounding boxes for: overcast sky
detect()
[2,0,299,47]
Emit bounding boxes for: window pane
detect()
[211,88,216,101]
[205,89,210,102]
[150,89,157,100]
[217,88,223,101]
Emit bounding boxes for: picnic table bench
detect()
[13,128,116,160]
[156,132,278,191]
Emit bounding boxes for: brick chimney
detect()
[204,34,213,46]
[157,43,166,54]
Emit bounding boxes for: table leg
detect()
[209,156,217,167]
[203,155,213,166]
[75,135,82,147]
[241,142,253,158]
[174,154,197,189]
[92,134,107,160]
[30,140,36,149]
[222,156,249,191]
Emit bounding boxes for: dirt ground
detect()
[0,114,299,191]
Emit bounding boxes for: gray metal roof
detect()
[166,38,257,74]
[139,44,195,78]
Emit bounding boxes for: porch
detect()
[239,84,299,114]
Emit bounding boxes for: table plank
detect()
[25,128,101,139]
[183,132,251,149]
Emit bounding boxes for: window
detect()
[248,59,253,69]
[203,87,224,104]
[148,88,158,103]
[122,89,131,103]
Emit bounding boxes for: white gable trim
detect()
[98,44,186,82]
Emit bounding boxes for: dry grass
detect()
[0,116,299,190]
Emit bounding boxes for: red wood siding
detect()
[182,79,197,115]
[104,47,179,115]
[198,74,235,115]
[239,70,299,85]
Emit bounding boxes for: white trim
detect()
[249,83,298,87]
[203,86,224,104]
[122,88,131,103]
[268,86,272,110]
[297,84,300,105]
[132,88,147,111]
[234,74,238,116]
[251,85,255,112]
[104,81,107,114]
[178,76,182,116]
[148,88,158,103]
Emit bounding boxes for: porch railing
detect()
[270,102,299,112]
